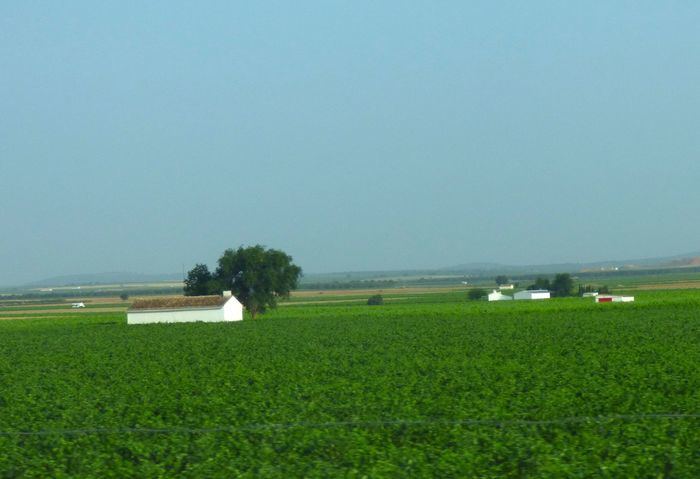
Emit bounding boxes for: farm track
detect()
[0,307,126,317]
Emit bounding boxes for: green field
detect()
[0,291,699,477]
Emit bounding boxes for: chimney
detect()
[223,290,232,298]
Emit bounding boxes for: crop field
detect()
[0,291,699,477]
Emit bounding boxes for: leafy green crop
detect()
[0,291,699,477]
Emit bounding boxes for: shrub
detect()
[367,295,384,306]
[468,288,486,301]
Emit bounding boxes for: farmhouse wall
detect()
[223,296,244,321]
[127,308,228,324]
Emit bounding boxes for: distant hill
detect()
[439,262,506,271]
[662,256,700,268]
[441,251,700,276]
[24,272,183,288]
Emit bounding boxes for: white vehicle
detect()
[71,302,86,308]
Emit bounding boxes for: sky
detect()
[1,1,699,285]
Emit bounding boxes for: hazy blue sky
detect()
[2,1,699,285]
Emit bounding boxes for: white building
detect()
[498,284,515,290]
[488,290,513,301]
[595,295,634,303]
[127,291,243,325]
[514,290,551,300]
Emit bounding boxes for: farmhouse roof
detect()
[129,295,229,311]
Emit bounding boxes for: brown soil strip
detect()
[281,297,412,306]
[292,286,465,297]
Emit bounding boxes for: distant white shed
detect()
[498,284,515,290]
[488,290,513,301]
[514,290,550,300]
[595,295,634,303]
[127,291,243,325]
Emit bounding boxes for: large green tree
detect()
[215,245,302,319]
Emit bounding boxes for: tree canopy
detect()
[185,245,302,319]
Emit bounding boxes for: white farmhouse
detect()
[488,290,513,301]
[127,291,243,325]
[514,290,551,300]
